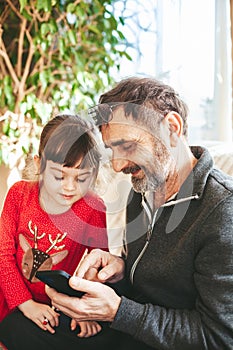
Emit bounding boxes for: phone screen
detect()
[36,270,85,297]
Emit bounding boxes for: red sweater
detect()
[0,181,108,321]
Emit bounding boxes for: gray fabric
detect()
[111,146,233,349]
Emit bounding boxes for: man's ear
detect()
[33,155,40,173]
[165,112,183,146]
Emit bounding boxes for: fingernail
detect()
[99,271,107,279]
[70,276,81,285]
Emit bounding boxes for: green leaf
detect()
[41,23,50,37]
[117,30,125,40]
[67,3,76,13]
[88,25,100,35]
[20,102,28,114]
[58,38,65,56]
[49,19,58,33]
[0,0,132,167]
[123,51,132,61]
[3,77,15,110]
[67,30,76,45]
[35,101,52,123]
[22,146,28,154]
[119,16,124,25]
[2,121,10,135]
[36,0,51,12]
[19,0,28,12]
[39,71,49,90]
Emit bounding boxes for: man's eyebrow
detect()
[50,166,62,172]
[110,139,128,147]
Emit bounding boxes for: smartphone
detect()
[36,270,85,297]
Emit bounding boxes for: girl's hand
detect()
[71,318,102,338]
[18,299,60,334]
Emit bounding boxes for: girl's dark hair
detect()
[38,114,101,175]
[99,77,189,137]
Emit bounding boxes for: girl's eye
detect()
[77,177,88,183]
[54,176,63,181]
[54,174,91,183]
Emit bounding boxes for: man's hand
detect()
[46,277,122,323]
[75,249,125,283]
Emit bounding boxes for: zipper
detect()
[129,192,199,284]
[130,226,153,284]
[130,193,157,284]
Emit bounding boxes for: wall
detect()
[0,165,10,211]
[0,165,21,212]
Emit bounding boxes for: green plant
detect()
[0,0,131,168]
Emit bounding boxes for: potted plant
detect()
[0,0,130,171]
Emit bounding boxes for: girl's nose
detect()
[63,178,76,191]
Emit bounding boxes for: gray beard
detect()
[131,171,164,193]
[131,176,148,193]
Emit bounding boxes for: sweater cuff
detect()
[111,296,146,337]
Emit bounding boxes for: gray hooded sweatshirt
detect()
[111,146,233,350]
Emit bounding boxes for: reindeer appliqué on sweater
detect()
[19,220,68,282]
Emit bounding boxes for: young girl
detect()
[0,114,108,338]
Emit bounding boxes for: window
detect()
[112,0,232,144]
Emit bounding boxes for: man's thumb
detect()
[69,276,96,294]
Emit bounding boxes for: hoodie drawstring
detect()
[129,193,199,284]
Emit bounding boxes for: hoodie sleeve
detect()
[111,195,233,350]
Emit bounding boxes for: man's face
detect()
[101,106,175,193]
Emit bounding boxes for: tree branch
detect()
[56,0,81,24]
[0,48,19,87]
[17,28,35,103]
[24,85,37,96]
[0,26,7,77]
[5,0,24,20]
[30,56,44,77]
[43,80,63,101]
[37,59,45,100]
[16,17,27,77]
[0,56,7,77]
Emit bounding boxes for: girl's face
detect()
[39,159,95,214]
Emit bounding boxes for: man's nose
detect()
[111,157,129,172]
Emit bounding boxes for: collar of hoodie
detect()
[129,192,199,284]
[141,192,200,227]
[129,145,212,284]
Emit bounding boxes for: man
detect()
[1,77,233,349]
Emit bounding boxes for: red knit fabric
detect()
[0,181,108,321]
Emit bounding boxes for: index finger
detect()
[45,285,60,301]
[45,285,76,312]
[75,249,105,279]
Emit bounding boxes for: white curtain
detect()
[114,0,233,143]
[157,0,232,143]
[213,0,232,142]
